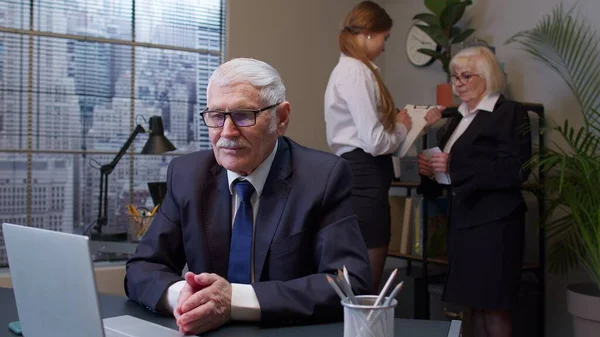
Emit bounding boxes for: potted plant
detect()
[506,5,600,337]
[413,0,475,106]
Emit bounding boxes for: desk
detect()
[0,287,460,337]
[90,240,138,256]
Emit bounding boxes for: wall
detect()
[380,1,600,337]
[227,0,361,152]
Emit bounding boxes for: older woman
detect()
[418,46,531,337]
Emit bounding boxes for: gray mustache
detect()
[216,138,249,149]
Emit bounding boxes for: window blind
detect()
[0,0,226,266]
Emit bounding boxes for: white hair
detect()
[207,58,286,132]
[450,46,505,96]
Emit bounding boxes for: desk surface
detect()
[0,287,458,337]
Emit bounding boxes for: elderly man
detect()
[124,58,371,335]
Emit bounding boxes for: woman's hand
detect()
[418,153,434,177]
[430,152,450,173]
[396,108,412,130]
[424,106,445,127]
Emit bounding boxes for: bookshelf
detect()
[388,103,546,337]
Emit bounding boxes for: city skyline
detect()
[0,0,225,266]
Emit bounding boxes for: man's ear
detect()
[276,101,291,136]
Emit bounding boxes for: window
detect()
[0,0,226,267]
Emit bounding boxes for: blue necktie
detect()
[227,180,255,284]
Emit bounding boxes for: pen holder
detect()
[341,295,397,337]
[128,214,155,242]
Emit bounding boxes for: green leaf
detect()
[416,24,449,47]
[440,2,468,30]
[417,48,445,59]
[449,27,461,38]
[452,28,475,43]
[413,13,440,27]
[425,0,446,17]
[442,58,451,74]
[505,4,600,133]
[505,2,600,289]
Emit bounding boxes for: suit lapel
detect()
[202,165,232,277]
[451,95,505,148]
[253,137,292,281]
[439,116,462,149]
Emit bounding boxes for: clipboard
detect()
[393,104,436,158]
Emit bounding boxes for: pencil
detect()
[367,268,398,320]
[336,270,356,304]
[383,281,404,307]
[150,205,159,216]
[326,275,347,301]
[131,204,140,217]
[343,265,351,288]
[374,268,397,307]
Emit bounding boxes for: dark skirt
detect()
[341,149,393,249]
[442,206,525,309]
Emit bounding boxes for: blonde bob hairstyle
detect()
[449,46,505,96]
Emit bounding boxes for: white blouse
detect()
[324,54,407,156]
[443,92,500,153]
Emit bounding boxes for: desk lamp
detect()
[91,116,175,241]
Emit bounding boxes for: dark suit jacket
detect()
[419,95,532,228]
[124,136,371,325]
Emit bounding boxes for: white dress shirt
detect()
[164,140,279,321]
[443,92,500,183]
[325,54,408,156]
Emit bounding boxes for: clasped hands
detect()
[174,272,232,335]
[396,105,445,131]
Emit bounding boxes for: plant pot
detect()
[436,83,453,107]
[567,283,600,337]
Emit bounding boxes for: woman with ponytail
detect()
[325,0,442,293]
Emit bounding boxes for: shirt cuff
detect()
[231,283,261,321]
[165,280,186,315]
[395,122,408,140]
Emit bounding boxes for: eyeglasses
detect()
[200,102,281,128]
[450,73,480,85]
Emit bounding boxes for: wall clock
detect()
[405,23,439,67]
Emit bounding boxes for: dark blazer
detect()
[124,136,371,325]
[419,95,532,228]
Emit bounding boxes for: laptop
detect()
[2,223,182,337]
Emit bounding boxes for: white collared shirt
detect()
[325,54,408,156]
[443,92,500,153]
[165,140,279,321]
